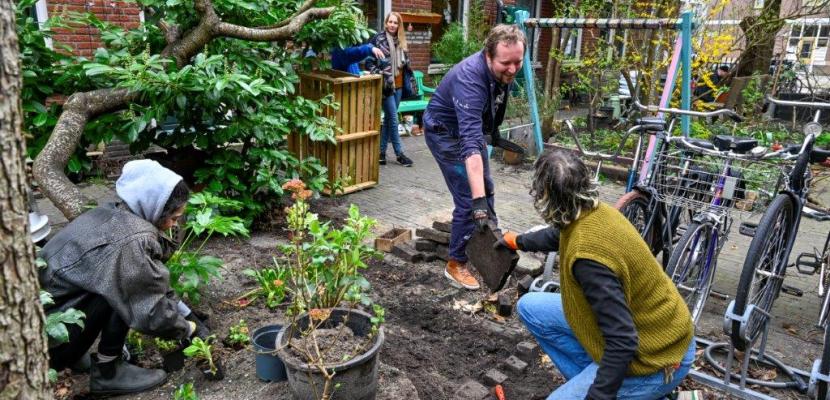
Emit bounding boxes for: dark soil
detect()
[285,326,370,367]
[52,199,809,400]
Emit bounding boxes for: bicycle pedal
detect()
[781,285,804,297]
[795,252,820,275]
[739,222,757,237]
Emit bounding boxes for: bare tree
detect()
[33,0,336,220]
[0,0,52,396]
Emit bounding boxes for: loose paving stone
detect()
[517,274,534,297]
[436,244,450,261]
[415,238,437,252]
[432,220,453,233]
[503,355,528,373]
[515,256,544,277]
[516,341,540,364]
[415,227,451,244]
[497,293,513,317]
[392,243,423,263]
[453,379,491,400]
[482,369,508,386]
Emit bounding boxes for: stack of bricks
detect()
[388,220,452,264]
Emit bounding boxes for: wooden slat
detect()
[350,81,358,135]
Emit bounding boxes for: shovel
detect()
[465,221,519,292]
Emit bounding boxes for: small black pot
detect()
[162,348,186,373]
[202,358,224,381]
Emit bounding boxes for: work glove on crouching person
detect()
[493,231,520,252]
[178,301,210,340]
[472,197,492,233]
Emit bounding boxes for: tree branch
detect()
[216,6,333,41]
[159,20,181,45]
[32,88,135,219]
[35,0,336,219]
[257,0,315,30]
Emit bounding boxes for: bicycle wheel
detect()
[819,312,830,400]
[615,190,661,255]
[666,221,717,325]
[731,194,795,351]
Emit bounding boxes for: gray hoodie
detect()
[39,160,191,345]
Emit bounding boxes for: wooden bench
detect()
[398,71,434,116]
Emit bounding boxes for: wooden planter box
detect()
[374,228,412,253]
[288,70,382,195]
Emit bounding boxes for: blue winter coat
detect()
[423,51,509,162]
[331,44,375,75]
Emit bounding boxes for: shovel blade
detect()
[466,223,519,292]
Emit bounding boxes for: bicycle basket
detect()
[648,142,784,215]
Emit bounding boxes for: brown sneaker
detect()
[444,259,480,290]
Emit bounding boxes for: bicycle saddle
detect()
[636,117,666,132]
[713,135,758,153]
[686,138,716,150]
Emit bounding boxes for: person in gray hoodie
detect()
[40,159,208,395]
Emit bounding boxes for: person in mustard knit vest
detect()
[495,150,695,399]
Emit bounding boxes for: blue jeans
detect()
[517,292,696,400]
[381,89,403,156]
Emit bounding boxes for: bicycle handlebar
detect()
[665,133,818,161]
[633,100,744,122]
[766,95,830,109]
[564,120,641,161]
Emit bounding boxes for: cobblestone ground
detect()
[346,133,830,397]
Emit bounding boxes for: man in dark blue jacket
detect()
[423,24,526,290]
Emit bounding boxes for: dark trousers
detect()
[49,295,129,370]
[425,132,497,262]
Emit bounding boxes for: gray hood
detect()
[115,159,183,225]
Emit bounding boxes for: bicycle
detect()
[729,96,830,357]
[614,101,743,267]
[797,210,830,399]
[653,129,781,324]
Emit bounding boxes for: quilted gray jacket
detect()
[39,202,190,346]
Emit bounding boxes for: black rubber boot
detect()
[89,354,167,395]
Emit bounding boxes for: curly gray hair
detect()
[530,150,599,228]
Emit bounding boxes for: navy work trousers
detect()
[425,130,496,262]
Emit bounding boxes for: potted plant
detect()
[184,335,224,381]
[275,179,386,400]
[223,319,250,350]
[155,337,187,372]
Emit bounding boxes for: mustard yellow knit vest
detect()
[558,203,694,375]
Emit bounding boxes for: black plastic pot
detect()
[276,308,384,400]
[202,358,224,381]
[252,324,287,382]
[162,348,186,372]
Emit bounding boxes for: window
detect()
[753,0,764,9]
[789,38,800,47]
[818,38,828,48]
[430,0,466,63]
[821,26,830,38]
[804,25,818,37]
[791,24,802,37]
[799,42,812,58]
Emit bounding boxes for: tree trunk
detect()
[0,0,52,397]
[735,0,784,78]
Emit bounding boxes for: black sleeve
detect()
[516,226,560,253]
[573,259,639,400]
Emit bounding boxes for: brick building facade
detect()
[33,0,142,57]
